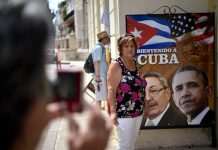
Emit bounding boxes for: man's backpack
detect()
[83,44,104,73]
[83,53,94,73]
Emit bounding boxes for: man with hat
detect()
[92,31,110,109]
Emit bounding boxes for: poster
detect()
[126,13,215,129]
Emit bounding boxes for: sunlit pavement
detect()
[45,62,92,90]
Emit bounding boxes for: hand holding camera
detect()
[53,69,83,113]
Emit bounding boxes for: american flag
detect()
[169,13,214,48]
[169,14,196,37]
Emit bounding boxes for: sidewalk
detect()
[36,110,216,150]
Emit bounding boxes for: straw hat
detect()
[97,31,109,40]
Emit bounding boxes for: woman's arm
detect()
[107,60,122,125]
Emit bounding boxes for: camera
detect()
[53,69,83,112]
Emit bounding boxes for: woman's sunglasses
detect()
[118,33,135,41]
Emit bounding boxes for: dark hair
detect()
[98,39,103,42]
[0,1,49,149]
[172,65,209,87]
[117,34,138,56]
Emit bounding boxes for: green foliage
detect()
[61,6,67,18]
[58,1,66,9]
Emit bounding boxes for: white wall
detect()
[117,0,208,35]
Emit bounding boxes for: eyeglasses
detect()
[146,87,166,97]
[120,33,135,38]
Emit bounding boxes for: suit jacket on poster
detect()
[200,109,215,125]
[141,103,188,128]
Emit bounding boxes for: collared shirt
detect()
[145,103,170,126]
[92,42,108,79]
[187,106,210,125]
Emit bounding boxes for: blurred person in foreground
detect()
[171,65,215,125]
[141,71,187,127]
[107,34,146,150]
[0,1,111,150]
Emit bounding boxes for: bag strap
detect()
[90,43,104,60]
[96,43,104,54]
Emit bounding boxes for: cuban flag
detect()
[127,15,176,50]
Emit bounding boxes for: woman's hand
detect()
[110,112,119,126]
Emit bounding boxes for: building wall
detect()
[66,0,74,13]
[74,0,89,50]
[55,0,89,61]
[88,0,101,49]
[87,0,218,148]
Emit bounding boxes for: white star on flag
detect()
[131,27,143,38]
